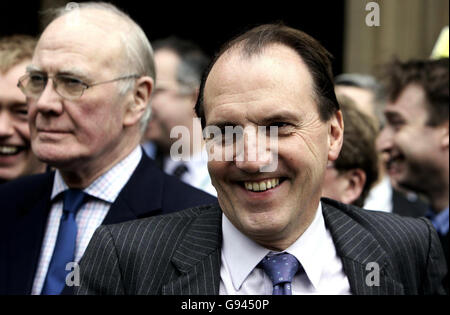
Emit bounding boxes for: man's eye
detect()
[271,122,289,128]
[12,104,28,117]
[59,76,84,87]
[387,119,404,130]
[269,122,293,134]
[29,74,46,84]
[15,109,28,115]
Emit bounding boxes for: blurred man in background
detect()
[0,35,46,184]
[378,58,449,289]
[143,37,216,195]
[322,94,378,207]
[335,73,428,217]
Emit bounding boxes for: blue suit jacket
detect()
[0,153,217,294]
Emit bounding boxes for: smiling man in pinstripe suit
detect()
[76,24,447,295]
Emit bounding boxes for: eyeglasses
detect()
[17,73,140,101]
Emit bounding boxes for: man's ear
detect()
[341,169,366,205]
[123,76,154,127]
[328,110,344,162]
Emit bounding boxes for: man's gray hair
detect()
[50,2,155,134]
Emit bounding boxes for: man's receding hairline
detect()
[204,42,318,107]
[52,7,129,35]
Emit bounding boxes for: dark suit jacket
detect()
[392,189,428,218]
[75,198,447,295]
[0,153,217,295]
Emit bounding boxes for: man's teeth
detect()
[0,146,19,155]
[244,178,280,192]
[387,155,402,168]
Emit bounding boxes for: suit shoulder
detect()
[0,172,52,194]
[322,198,433,252]
[162,173,217,203]
[324,198,430,230]
[0,172,53,208]
[102,204,220,238]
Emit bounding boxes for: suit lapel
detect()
[322,200,404,295]
[8,173,54,294]
[103,154,164,225]
[162,205,222,295]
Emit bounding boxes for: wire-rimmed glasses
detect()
[17,73,140,101]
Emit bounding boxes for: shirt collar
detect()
[221,214,269,291]
[51,146,142,203]
[221,202,327,291]
[285,203,327,289]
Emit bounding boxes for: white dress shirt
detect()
[31,146,142,295]
[219,202,351,295]
[364,175,393,212]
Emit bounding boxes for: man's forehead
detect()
[205,44,313,96]
[36,9,124,57]
[0,61,28,103]
[385,84,428,115]
[33,13,125,76]
[155,50,180,82]
[212,43,306,72]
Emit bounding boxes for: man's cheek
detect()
[15,123,32,142]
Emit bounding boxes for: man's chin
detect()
[33,149,80,170]
[0,164,29,182]
[393,173,428,196]
[0,150,32,180]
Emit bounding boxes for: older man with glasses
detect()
[0,2,216,295]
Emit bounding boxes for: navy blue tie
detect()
[173,163,189,179]
[41,189,86,295]
[259,253,300,295]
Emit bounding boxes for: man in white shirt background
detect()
[143,37,216,196]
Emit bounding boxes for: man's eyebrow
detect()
[384,110,402,119]
[206,121,238,129]
[26,65,42,73]
[58,69,89,79]
[260,110,299,125]
[384,110,405,122]
[25,65,89,80]
[206,110,299,128]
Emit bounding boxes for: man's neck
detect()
[429,166,449,213]
[59,139,139,189]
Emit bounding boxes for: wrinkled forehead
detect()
[33,9,126,74]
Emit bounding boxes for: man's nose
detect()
[376,126,394,153]
[33,79,64,115]
[234,130,276,173]
[0,111,14,138]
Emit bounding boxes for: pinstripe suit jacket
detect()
[75,198,447,295]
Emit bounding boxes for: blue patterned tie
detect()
[41,189,86,295]
[259,252,300,295]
